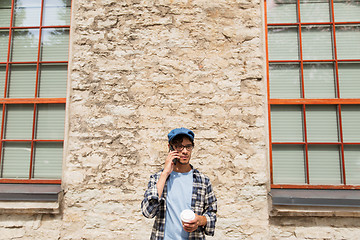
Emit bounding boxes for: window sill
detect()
[0,201,60,214]
[270,189,360,217]
[271,205,360,217]
[0,183,62,214]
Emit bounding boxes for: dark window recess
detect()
[0,184,61,202]
[270,189,360,207]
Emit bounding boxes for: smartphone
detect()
[170,145,179,165]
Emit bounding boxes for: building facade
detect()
[0,0,359,239]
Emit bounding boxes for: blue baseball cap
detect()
[168,128,195,143]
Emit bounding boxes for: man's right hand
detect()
[157,150,180,198]
[163,150,179,175]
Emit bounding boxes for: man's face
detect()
[173,137,193,165]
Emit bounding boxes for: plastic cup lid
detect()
[180,209,195,222]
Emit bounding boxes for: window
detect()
[265,0,360,190]
[0,0,71,184]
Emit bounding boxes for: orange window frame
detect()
[264,0,360,190]
[0,0,71,184]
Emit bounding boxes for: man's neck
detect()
[173,164,192,173]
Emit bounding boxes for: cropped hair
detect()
[170,134,194,146]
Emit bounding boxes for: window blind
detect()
[36,104,65,140]
[0,30,9,62]
[308,145,342,184]
[0,66,5,95]
[268,27,299,60]
[43,0,71,26]
[11,29,39,62]
[41,28,69,61]
[272,145,306,184]
[303,63,336,98]
[269,64,301,99]
[341,105,360,142]
[338,63,360,98]
[4,104,33,140]
[2,142,31,178]
[267,0,297,24]
[334,0,360,22]
[0,0,11,28]
[13,0,41,27]
[336,26,360,60]
[33,142,63,179]
[306,105,339,143]
[271,105,304,142]
[8,64,37,98]
[301,26,333,60]
[39,64,67,98]
[300,0,330,23]
[344,145,360,184]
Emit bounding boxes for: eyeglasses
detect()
[173,144,194,151]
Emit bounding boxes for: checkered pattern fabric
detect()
[141,166,217,240]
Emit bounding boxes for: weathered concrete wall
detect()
[0,0,358,240]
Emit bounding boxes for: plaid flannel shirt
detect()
[141,166,217,240]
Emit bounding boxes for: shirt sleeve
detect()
[141,173,162,218]
[202,180,217,236]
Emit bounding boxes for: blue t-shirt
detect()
[164,170,193,240]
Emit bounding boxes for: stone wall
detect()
[0,0,358,239]
[62,0,268,239]
[270,217,360,240]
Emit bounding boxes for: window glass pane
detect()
[0,65,5,96]
[36,104,65,139]
[271,105,304,142]
[338,63,360,98]
[306,105,339,142]
[302,26,333,60]
[344,145,360,184]
[0,30,9,62]
[269,64,301,98]
[41,28,69,61]
[0,0,11,27]
[13,0,41,27]
[308,145,342,184]
[268,27,299,60]
[39,64,67,98]
[334,0,360,22]
[300,0,330,23]
[11,29,39,62]
[303,63,336,98]
[43,0,71,26]
[272,145,306,184]
[4,104,33,139]
[335,25,360,60]
[33,142,63,179]
[1,142,31,178]
[267,0,297,23]
[341,105,360,142]
[8,64,36,98]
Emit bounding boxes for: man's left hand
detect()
[183,214,206,233]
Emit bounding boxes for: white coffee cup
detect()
[180,209,195,223]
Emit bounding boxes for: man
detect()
[141,127,217,240]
